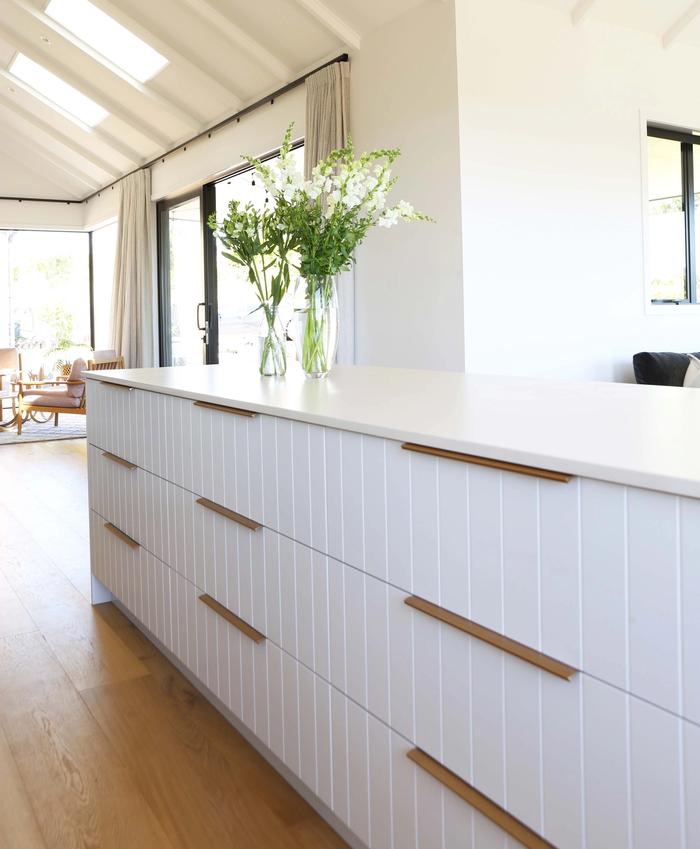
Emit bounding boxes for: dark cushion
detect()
[633,351,700,386]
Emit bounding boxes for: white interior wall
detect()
[83,85,306,230]
[0,198,84,230]
[350,0,465,371]
[456,0,700,382]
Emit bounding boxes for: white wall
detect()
[350,0,465,371]
[83,86,306,230]
[456,0,700,382]
[0,198,84,230]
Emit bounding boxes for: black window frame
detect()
[648,124,700,305]
[156,139,304,367]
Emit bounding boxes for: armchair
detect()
[16,357,87,434]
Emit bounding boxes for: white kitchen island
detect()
[85,364,700,849]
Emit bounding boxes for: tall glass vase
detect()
[258,302,287,376]
[294,277,339,379]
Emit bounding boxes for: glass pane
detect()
[0,229,90,376]
[214,147,304,367]
[167,196,204,366]
[91,221,118,350]
[648,136,687,301]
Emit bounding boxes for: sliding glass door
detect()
[157,192,209,366]
[156,145,303,368]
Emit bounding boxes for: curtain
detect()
[305,60,354,363]
[110,169,157,368]
[304,62,350,180]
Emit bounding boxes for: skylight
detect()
[45,0,168,83]
[9,53,108,126]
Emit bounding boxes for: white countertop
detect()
[86,363,700,498]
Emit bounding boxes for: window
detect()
[91,221,118,350]
[45,0,168,83]
[647,126,700,304]
[156,144,304,367]
[9,54,107,127]
[0,230,91,375]
[213,145,304,366]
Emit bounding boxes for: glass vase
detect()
[257,303,287,376]
[294,277,339,379]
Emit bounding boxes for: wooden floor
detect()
[0,439,349,849]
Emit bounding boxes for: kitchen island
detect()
[85,364,700,849]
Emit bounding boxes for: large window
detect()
[213,145,304,366]
[647,126,700,304]
[0,229,91,374]
[157,143,304,366]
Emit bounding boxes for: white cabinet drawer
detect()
[89,509,176,654]
[398,587,700,849]
[86,379,143,465]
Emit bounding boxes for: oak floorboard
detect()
[0,631,176,849]
[0,570,37,639]
[93,603,332,832]
[0,441,350,849]
[0,722,47,849]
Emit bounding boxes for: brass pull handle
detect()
[102,451,137,470]
[199,594,265,643]
[405,595,577,680]
[104,522,139,550]
[408,748,557,849]
[195,497,262,531]
[193,400,256,418]
[401,442,571,483]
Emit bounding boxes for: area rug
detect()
[0,416,86,445]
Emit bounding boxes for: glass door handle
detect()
[197,302,207,331]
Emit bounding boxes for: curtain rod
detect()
[0,196,80,204]
[83,52,349,204]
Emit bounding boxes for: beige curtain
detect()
[305,61,354,363]
[110,169,157,368]
[304,61,350,178]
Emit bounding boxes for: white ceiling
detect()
[536,0,700,43]
[0,0,425,200]
[2,0,699,202]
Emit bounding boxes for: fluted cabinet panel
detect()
[87,382,700,849]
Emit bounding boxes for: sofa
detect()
[633,351,700,386]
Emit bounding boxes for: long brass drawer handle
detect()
[401,442,571,483]
[102,451,137,470]
[408,748,557,849]
[405,595,577,680]
[195,497,262,531]
[104,522,139,550]
[193,400,256,418]
[199,594,265,643]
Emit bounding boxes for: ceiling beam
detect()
[8,0,204,130]
[0,125,99,192]
[87,0,244,103]
[0,67,142,166]
[0,91,120,179]
[292,0,361,50]
[571,0,597,26]
[663,0,700,47]
[0,143,81,197]
[177,0,292,80]
[0,21,171,149]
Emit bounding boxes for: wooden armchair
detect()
[16,357,87,434]
[87,354,124,371]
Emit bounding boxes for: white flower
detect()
[396,200,414,218]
